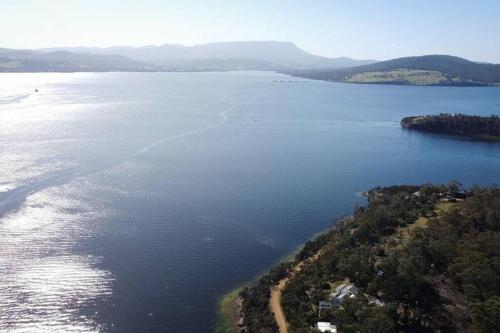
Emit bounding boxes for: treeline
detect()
[401,113,500,140]
[279,184,500,332]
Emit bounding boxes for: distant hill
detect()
[39,41,377,71]
[3,47,498,83]
[289,55,500,86]
[0,48,157,72]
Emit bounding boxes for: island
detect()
[219,183,500,333]
[401,113,500,141]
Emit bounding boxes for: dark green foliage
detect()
[240,262,291,332]
[470,297,500,333]
[401,114,500,140]
[380,269,439,308]
[336,245,374,287]
[448,232,500,299]
[335,296,396,333]
[281,184,448,332]
[240,228,337,332]
[241,185,500,332]
[296,231,335,261]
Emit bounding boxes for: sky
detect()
[1,0,500,63]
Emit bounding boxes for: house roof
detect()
[343,285,358,294]
[316,322,337,333]
[331,283,358,299]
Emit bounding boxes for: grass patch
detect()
[401,215,429,239]
[217,287,242,333]
[398,201,457,241]
[345,69,453,85]
[436,201,456,214]
[324,280,347,294]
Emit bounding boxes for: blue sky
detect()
[1,0,500,62]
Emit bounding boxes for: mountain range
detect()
[1,41,375,72]
[39,41,376,70]
[1,42,499,86]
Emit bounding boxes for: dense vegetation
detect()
[288,55,500,86]
[239,262,291,332]
[239,228,334,332]
[401,114,500,141]
[240,183,500,332]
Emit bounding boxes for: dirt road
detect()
[269,253,321,333]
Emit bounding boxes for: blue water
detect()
[0,71,499,332]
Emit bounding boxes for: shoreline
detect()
[216,227,337,333]
[400,114,500,142]
[231,184,492,332]
[217,287,243,333]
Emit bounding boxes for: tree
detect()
[470,297,500,333]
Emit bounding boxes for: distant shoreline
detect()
[3,70,499,88]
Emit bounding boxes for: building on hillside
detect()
[330,283,358,307]
[368,297,385,306]
[315,322,337,333]
[318,283,359,314]
[318,300,332,311]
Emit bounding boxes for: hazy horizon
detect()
[31,40,494,64]
[2,0,500,63]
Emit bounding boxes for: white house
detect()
[318,283,359,312]
[316,322,337,333]
[330,283,358,307]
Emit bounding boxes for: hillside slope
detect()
[0,48,157,72]
[289,55,500,86]
[239,184,500,332]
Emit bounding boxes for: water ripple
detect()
[0,187,113,332]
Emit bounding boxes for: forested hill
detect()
[401,114,500,141]
[239,184,500,333]
[288,55,500,86]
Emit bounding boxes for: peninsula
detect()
[401,114,500,141]
[220,183,500,332]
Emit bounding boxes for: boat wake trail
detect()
[131,93,235,158]
[0,93,32,105]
